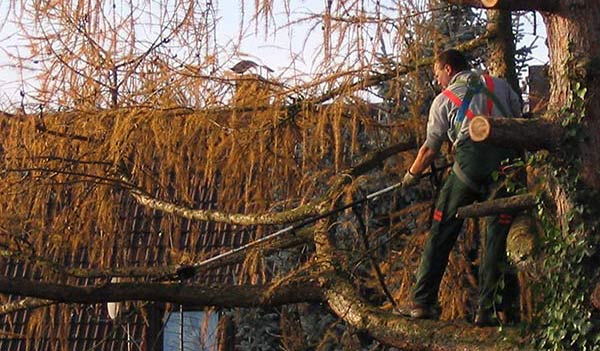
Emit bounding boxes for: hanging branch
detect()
[308,33,492,106]
[0,226,313,280]
[121,138,417,225]
[446,0,559,12]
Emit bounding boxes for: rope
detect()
[163,167,449,282]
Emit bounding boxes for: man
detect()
[397,49,522,326]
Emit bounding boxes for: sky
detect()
[0,1,548,109]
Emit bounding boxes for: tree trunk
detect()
[217,315,236,351]
[486,9,520,93]
[544,3,600,189]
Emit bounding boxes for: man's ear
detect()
[444,64,454,75]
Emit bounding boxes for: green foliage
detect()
[532,82,600,351]
[235,308,281,350]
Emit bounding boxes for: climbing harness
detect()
[443,71,510,144]
[442,72,512,193]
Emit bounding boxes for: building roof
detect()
[0,181,254,350]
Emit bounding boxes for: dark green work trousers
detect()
[412,140,517,311]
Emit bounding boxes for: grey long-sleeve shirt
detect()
[424,71,522,152]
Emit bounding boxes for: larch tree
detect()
[0,1,598,351]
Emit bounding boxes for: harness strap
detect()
[482,84,511,117]
[443,73,496,120]
[483,74,495,115]
[452,162,485,194]
[443,90,475,120]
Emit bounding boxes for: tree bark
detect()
[544,2,600,189]
[468,115,564,151]
[0,276,323,307]
[486,9,520,93]
[456,193,537,218]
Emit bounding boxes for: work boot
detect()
[474,308,505,327]
[394,302,439,319]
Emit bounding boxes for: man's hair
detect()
[436,49,471,72]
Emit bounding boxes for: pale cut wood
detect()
[469,115,491,142]
[506,214,538,270]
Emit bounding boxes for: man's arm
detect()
[409,144,438,176]
[402,93,445,187]
[401,143,438,188]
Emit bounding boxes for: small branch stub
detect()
[481,0,499,8]
[592,283,600,310]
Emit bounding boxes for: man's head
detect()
[433,49,471,88]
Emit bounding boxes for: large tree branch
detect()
[0,276,322,307]
[446,0,559,12]
[312,201,530,351]
[0,226,313,280]
[469,116,564,151]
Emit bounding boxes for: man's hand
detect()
[402,170,420,189]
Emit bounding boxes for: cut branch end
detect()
[469,115,492,142]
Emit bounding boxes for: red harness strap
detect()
[442,74,495,119]
[498,213,513,225]
[442,90,476,119]
[483,74,495,115]
[433,209,443,222]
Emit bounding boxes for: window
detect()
[163,310,219,351]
